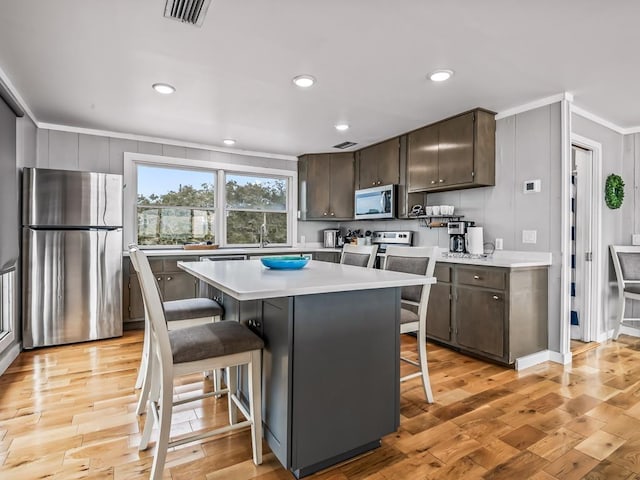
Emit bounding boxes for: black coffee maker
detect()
[448,221,468,253]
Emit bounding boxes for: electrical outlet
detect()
[495,238,503,250]
[633,234,640,246]
[522,230,537,244]
[300,235,306,245]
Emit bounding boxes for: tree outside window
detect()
[137,165,215,245]
[225,174,288,245]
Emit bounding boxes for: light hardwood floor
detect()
[2,331,640,479]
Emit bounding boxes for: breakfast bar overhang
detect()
[178,259,435,478]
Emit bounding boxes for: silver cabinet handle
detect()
[473,275,480,280]
[330,212,335,216]
[492,295,500,300]
[372,182,376,186]
[439,179,445,183]
[378,181,381,185]
[156,277,161,282]
[323,212,328,216]
[166,276,172,281]
[430,180,436,184]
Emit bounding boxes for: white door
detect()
[571,145,594,341]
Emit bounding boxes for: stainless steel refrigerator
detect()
[22,167,123,349]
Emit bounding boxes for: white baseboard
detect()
[548,350,572,365]
[515,350,550,370]
[514,348,572,370]
[0,342,21,376]
[620,325,640,338]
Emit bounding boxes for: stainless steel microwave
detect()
[354,184,396,220]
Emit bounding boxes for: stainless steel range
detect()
[371,231,414,252]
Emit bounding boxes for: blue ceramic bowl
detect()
[260,256,309,270]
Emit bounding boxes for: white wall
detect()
[309,103,564,353]
[0,115,37,373]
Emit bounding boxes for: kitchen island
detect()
[178,259,435,478]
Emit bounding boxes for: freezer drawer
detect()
[22,228,123,348]
[23,168,123,227]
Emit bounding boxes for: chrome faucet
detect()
[259,223,269,247]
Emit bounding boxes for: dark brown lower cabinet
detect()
[426,263,548,365]
[426,282,452,342]
[456,286,505,358]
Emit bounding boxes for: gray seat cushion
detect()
[625,284,640,295]
[163,298,223,322]
[169,321,264,364]
[400,307,419,325]
[619,253,640,280]
[342,252,370,267]
[385,255,429,302]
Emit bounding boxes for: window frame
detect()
[223,171,290,248]
[124,152,297,249]
[0,268,16,354]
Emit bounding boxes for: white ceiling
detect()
[0,0,638,157]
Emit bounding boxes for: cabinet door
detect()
[376,138,400,186]
[314,251,340,263]
[357,150,378,189]
[426,283,451,342]
[128,273,145,320]
[306,155,331,219]
[437,112,474,186]
[456,287,505,359]
[162,272,197,301]
[358,138,399,188]
[329,153,355,219]
[407,124,438,192]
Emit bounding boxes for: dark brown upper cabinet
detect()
[356,138,400,189]
[298,152,355,221]
[407,108,495,193]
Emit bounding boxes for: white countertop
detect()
[178,259,435,301]
[124,245,551,268]
[434,249,552,268]
[123,245,340,257]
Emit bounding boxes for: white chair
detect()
[610,245,640,339]
[340,244,379,268]
[383,246,437,403]
[130,245,263,480]
[129,245,225,416]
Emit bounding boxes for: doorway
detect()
[569,137,602,346]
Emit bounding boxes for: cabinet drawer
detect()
[434,264,451,283]
[163,257,194,272]
[457,267,506,290]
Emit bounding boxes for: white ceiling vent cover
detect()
[164,0,212,27]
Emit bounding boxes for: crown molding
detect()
[0,65,37,122]
[495,92,574,120]
[571,106,639,135]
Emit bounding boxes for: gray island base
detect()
[178,260,433,477]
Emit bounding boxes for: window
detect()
[125,153,296,248]
[225,174,288,245]
[0,269,16,353]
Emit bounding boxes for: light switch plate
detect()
[633,234,640,246]
[495,238,504,250]
[522,230,537,244]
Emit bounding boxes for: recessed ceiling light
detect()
[292,75,316,88]
[223,139,236,146]
[334,123,350,131]
[152,83,176,94]
[429,70,454,82]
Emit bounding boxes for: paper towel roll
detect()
[466,227,484,255]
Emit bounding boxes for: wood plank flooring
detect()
[2,331,640,479]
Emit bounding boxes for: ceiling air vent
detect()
[164,0,212,27]
[333,141,358,149]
